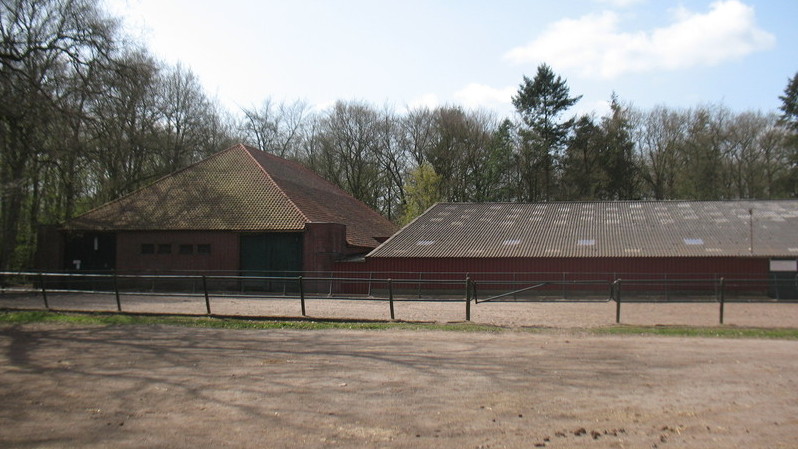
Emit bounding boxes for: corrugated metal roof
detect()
[368,201,798,258]
[67,144,396,249]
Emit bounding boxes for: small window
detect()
[197,244,211,255]
[157,244,172,254]
[141,244,155,255]
[683,238,704,246]
[179,244,193,255]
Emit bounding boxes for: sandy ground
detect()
[3,291,798,447]
[2,290,798,328]
[1,323,797,449]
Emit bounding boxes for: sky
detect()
[105,0,798,118]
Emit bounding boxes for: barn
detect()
[346,201,798,299]
[41,144,396,277]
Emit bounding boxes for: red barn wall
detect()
[303,223,348,273]
[332,256,771,295]
[117,231,239,273]
[338,257,769,278]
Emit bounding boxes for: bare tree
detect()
[632,106,687,199]
[0,0,117,269]
[240,98,309,158]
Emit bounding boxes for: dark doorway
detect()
[240,233,303,291]
[64,232,116,271]
[768,259,798,300]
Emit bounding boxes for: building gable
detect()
[68,144,396,249]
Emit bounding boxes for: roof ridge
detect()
[241,146,310,223]
[70,144,247,221]
[247,147,391,225]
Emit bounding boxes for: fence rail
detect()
[1,271,795,324]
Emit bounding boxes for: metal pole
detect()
[615,279,622,324]
[299,276,306,316]
[388,278,395,320]
[203,276,211,315]
[39,272,49,310]
[719,277,725,325]
[465,276,471,321]
[114,273,122,312]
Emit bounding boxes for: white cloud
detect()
[453,83,516,109]
[408,93,440,111]
[504,0,775,79]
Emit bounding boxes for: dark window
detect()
[157,244,172,254]
[197,244,211,255]
[141,244,155,255]
[179,244,193,255]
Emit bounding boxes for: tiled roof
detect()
[68,144,396,248]
[368,201,798,258]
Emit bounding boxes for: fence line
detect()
[1,271,795,324]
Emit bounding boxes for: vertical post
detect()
[299,276,306,317]
[719,277,725,325]
[465,276,471,321]
[39,272,49,310]
[388,278,395,320]
[614,279,622,324]
[203,275,211,315]
[472,280,478,304]
[114,273,122,312]
[368,272,373,297]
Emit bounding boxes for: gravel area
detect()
[2,323,797,448]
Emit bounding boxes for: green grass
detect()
[0,310,501,332]
[3,310,797,339]
[592,325,798,339]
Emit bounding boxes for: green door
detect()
[240,233,303,291]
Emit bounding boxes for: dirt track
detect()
[1,322,797,448]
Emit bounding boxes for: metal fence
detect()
[1,271,795,324]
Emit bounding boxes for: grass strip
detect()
[0,310,501,332]
[593,325,798,339]
[3,311,797,338]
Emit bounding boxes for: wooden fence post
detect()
[719,277,725,325]
[203,276,211,315]
[114,273,122,312]
[299,276,306,316]
[388,279,395,320]
[614,279,622,324]
[39,272,49,310]
[465,276,471,321]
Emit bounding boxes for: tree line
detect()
[252,65,797,224]
[1,0,796,270]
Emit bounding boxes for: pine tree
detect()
[512,64,582,200]
[778,72,798,197]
